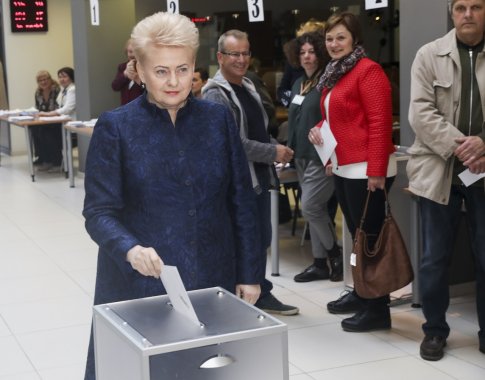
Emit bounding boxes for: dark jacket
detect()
[287,75,322,162]
[83,94,264,307]
[111,62,144,105]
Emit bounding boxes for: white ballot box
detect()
[93,287,289,379]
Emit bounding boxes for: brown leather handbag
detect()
[351,189,414,299]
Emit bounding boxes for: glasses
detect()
[220,51,252,58]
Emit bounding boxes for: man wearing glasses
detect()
[203,29,298,316]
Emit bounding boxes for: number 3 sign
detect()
[247,0,265,22]
[167,0,179,14]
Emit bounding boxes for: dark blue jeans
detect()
[419,184,485,345]
[254,187,273,298]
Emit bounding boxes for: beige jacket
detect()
[407,29,485,205]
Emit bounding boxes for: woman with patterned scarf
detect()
[309,12,397,332]
[286,31,343,283]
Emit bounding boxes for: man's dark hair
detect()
[194,67,209,81]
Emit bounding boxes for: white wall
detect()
[2,0,73,154]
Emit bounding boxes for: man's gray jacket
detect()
[202,69,277,192]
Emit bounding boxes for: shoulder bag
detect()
[351,189,414,299]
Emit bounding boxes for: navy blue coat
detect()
[83,94,265,306]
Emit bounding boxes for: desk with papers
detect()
[63,120,95,187]
[0,112,70,181]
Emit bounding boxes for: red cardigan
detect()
[320,58,395,177]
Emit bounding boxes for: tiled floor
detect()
[0,154,484,379]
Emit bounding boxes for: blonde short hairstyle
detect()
[296,19,326,37]
[131,12,199,62]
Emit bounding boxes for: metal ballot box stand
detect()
[93,287,289,380]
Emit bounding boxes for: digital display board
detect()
[10,0,48,33]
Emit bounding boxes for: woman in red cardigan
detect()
[309,12,396,332]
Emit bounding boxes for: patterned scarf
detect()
[317,45,366,92]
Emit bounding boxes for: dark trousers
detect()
[254,187,273,298]
[333,175,395,307]
[419,185,485,344]
[32,124,63,165]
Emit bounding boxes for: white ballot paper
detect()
[160,266,200,325]
[458,168,485,187]
[313,120,337,166]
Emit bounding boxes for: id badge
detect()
[292,94,305,105]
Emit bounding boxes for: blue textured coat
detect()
[83,94,265,306]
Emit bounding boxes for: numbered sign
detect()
[247,0,264,22]
[365,0,388,10]
[167,0,179,14]
[89,0,100,26]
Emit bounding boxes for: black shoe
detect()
[255,293,299,316]
[327,290,364,314]
[294,264,329,282]
[328,244,343,282]
[341,307,391,332]
[480,344,485,354]
[420,335,447,361]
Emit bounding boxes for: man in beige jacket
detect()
[408,0,485,362]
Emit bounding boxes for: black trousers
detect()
[33,123,63,165]
[333,175,395,306]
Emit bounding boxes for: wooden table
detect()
[0,116,70,181]
[63,123,94,187]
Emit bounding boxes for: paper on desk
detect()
[313,120,337,166]
[83,119,98,128]
[458,168,485,187]
[38,116,70,122]
[66,121,84,127]
[160,266,200,325]
[8,115,34,121]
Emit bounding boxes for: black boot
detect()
[327,290,364,314]
[341,305,391,332]
[328,243,343,282]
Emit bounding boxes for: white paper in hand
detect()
[313,120,337,166]
[458,168,485,187]
[160,266,200,325]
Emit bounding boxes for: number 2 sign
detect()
[365,0,388,10]
[247,0,264,22]
[167,0,179,14]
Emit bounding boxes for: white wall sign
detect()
[89,0,100,26]
[365,0,388,10]
[167,0,179,14]
[247,0,265,22]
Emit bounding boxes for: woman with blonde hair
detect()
[83,12,263,379]
[32,70,60,170]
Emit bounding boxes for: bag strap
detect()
[357,188,391,231]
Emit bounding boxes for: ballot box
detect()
[93,287,289,379]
